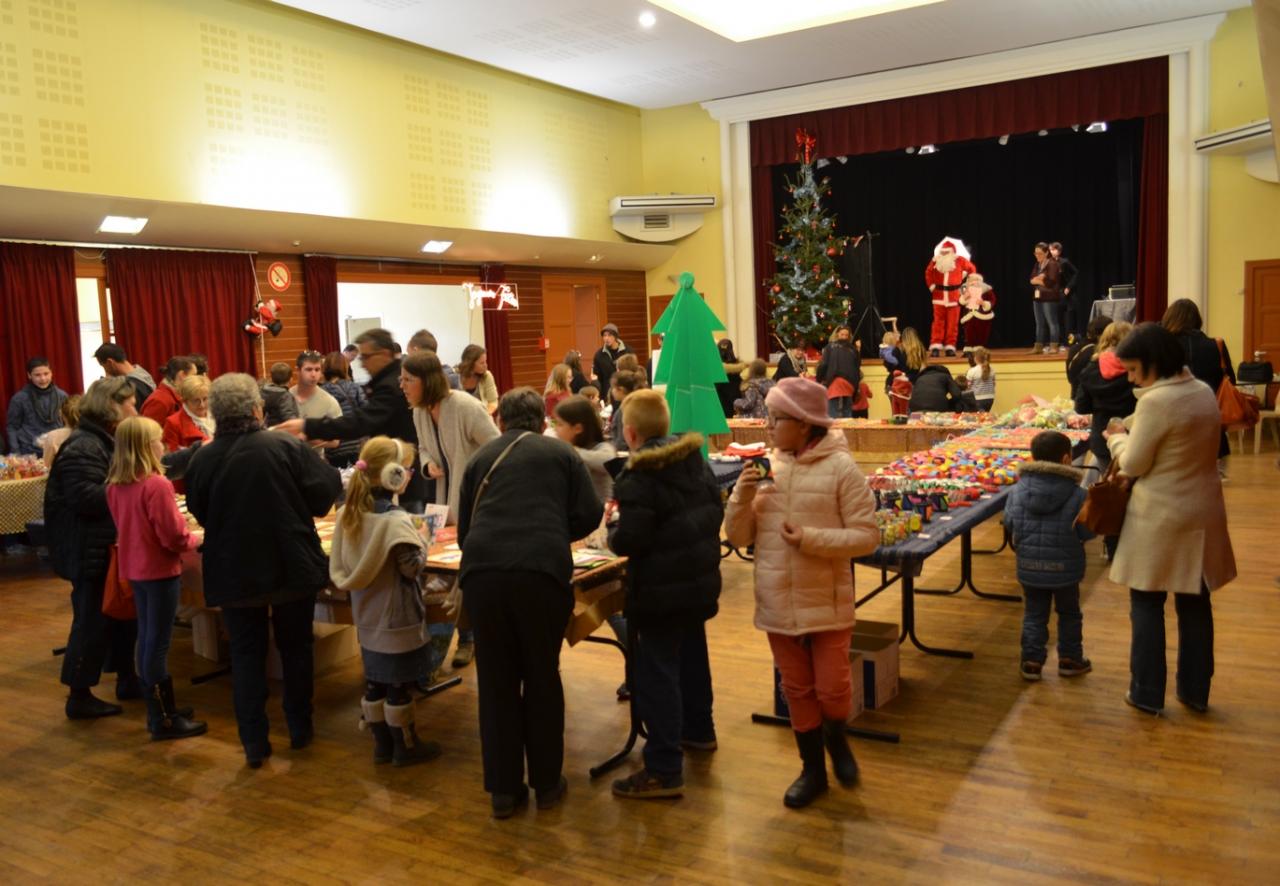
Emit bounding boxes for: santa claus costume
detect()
[958,273,997,353]
[924,237,977,356]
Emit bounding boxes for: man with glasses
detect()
[290,351,342,452]
[276,329,427,510]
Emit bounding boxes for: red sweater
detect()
[106,474,198,581]
[140,382,182,424]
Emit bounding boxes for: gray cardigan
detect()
[412,391,501,524]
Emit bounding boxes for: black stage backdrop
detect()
[771,119,1142,351]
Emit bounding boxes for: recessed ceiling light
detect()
[587,254,604,263]
[650,0,945,42]
[421,240,453,254]
[638,10,657,28]
[97,215,148,235]
[1038,129,1049,137]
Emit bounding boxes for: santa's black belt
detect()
[936,283,961,290]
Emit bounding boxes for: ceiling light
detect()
[97,215,148,235]
[649,0,945,42]
[905,146,916,154]
[917,144,937,155]
[587,254,604,263]
[638,10,657,28]
[420,240,453,253]
[1037,129,1049,137]
[1086,121,1108,134]
[997,134,1009,146]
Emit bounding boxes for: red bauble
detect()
[825,247,837,257]
[771,284,781,293]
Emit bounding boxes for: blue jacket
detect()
[1004,461,1094,588]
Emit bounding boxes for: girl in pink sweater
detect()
[724,377,879,809]
[106,416,205,741]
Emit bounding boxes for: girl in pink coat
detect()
[724,377,879,808]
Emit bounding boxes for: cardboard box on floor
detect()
[851,620,899,710]
[773,662,865,722]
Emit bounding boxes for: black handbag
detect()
[1238,361,1273,384]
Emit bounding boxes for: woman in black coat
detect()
[716,339,747,418]
[45,377,141,720]
[1073,321,1138,470]
[908,364,964,412]
[1161,299,1235,466]
[185,373,341,767]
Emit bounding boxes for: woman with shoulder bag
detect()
[1105,323,1236,716]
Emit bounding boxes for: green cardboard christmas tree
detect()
[651,272,729,451]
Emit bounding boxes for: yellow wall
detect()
[1206,7,1280,361]
[0,0,644,240]
[638,104,725,323]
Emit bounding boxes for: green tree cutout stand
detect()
[651,272,729,453]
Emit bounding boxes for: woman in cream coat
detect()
[1107,323,1236,715]
[724,377,879,809]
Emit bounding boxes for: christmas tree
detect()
[767,129,849,348]
[652,272,729,452]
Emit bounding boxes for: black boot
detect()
[65,688,122,720]
[360,697,394,765]
[150,677,207,741]
[783,728,828,808]
[384,701,441,767]
[115,672,143,701]
[822,719,859,787]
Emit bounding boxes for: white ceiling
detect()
[268,0,1246,109]
[0,186,675,270]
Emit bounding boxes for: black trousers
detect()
[633,616,715,777]
[61,576,137,690]
[220,594,316,755]
[464,570,573,795]
[1129,586,1214,710]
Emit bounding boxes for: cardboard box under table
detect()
[851,620,900,711]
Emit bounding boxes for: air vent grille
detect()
[643,214,670,230]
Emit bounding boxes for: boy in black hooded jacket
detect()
[608,389,723,800]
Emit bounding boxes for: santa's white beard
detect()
[934,252,957,274]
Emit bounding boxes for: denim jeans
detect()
[220,593,316,756]
[131,577,181,687]
[827,396,853,419]
[633,616,715,778]
[1032,300,1061,345]
[1021,583,1083,663]
[1129,586,1214,710]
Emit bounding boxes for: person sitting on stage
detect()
[958,273,997,354]
[329,436,441,769]
[924,238,977,357]
[1003,430,1093,682]
[609,390,723,801]
[724,377,879,809]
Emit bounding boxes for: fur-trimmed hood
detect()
[1016,460,1084,482]
[626,432,705,472]
[1014,460,1084,516]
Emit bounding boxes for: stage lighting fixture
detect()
[816,158,830,169]
[997,135,1009,146]
[1086,121,1108,133]
[1037,129,1049,137]
[905,146,916,154]
[918,144,937,155]
[836,156,848,164]
[1071,124,1080,132]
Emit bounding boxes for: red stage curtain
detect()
[302,255,341,353]
[1136,113,1169,322]
[480,263,514,394]
[108,249,256,378]
[0,243,83,451]
[749,57,1170,355]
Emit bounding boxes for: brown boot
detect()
[1028,343,1044,355]
[360,697,393,764]
[384,700,442,767]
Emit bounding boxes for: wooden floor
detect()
[1,452,1278,885]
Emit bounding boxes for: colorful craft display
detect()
[994,395,1090,430]
[873,446,1026,490]
[958,426,1089,451]
[0,455,47,481]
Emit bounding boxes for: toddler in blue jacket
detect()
[1003,431,1094,681]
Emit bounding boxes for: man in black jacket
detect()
[276,327,428,510]
[592,323,632,395]
[185,373,341,767]
[45,377,140,719]
[457,387,602,817]
[608,390,722,801]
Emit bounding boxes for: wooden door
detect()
[543,281,575,378]
[648,294,673,349]
[542,274,608,375]
[574,285,601,359]
[1245,259,1280,360]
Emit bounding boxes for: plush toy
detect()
[243,298,283,337]
[958,273,996,353]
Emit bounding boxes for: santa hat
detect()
[933,236,972,260]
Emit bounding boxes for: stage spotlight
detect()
[997,134,1009,146]
[1037,129,1049,136]
[918,144,937,155]
[816,158,830,169]
[905,146,916,154]
[836,156,848,164]
[1086,121,1108,133]
[1071,124,1080,132]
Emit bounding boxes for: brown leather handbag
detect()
[1076,462,1132,536]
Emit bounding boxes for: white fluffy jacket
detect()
[724,429,879,635]
[1108,369,1236,594]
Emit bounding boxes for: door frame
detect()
[541,273,608,373]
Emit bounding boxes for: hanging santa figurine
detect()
[243,298,283,337]
[958,272,997,354]
[924,236,977,357]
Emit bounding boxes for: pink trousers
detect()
[768,628,853,732]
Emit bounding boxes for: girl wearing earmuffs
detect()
[329,436,442,768]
